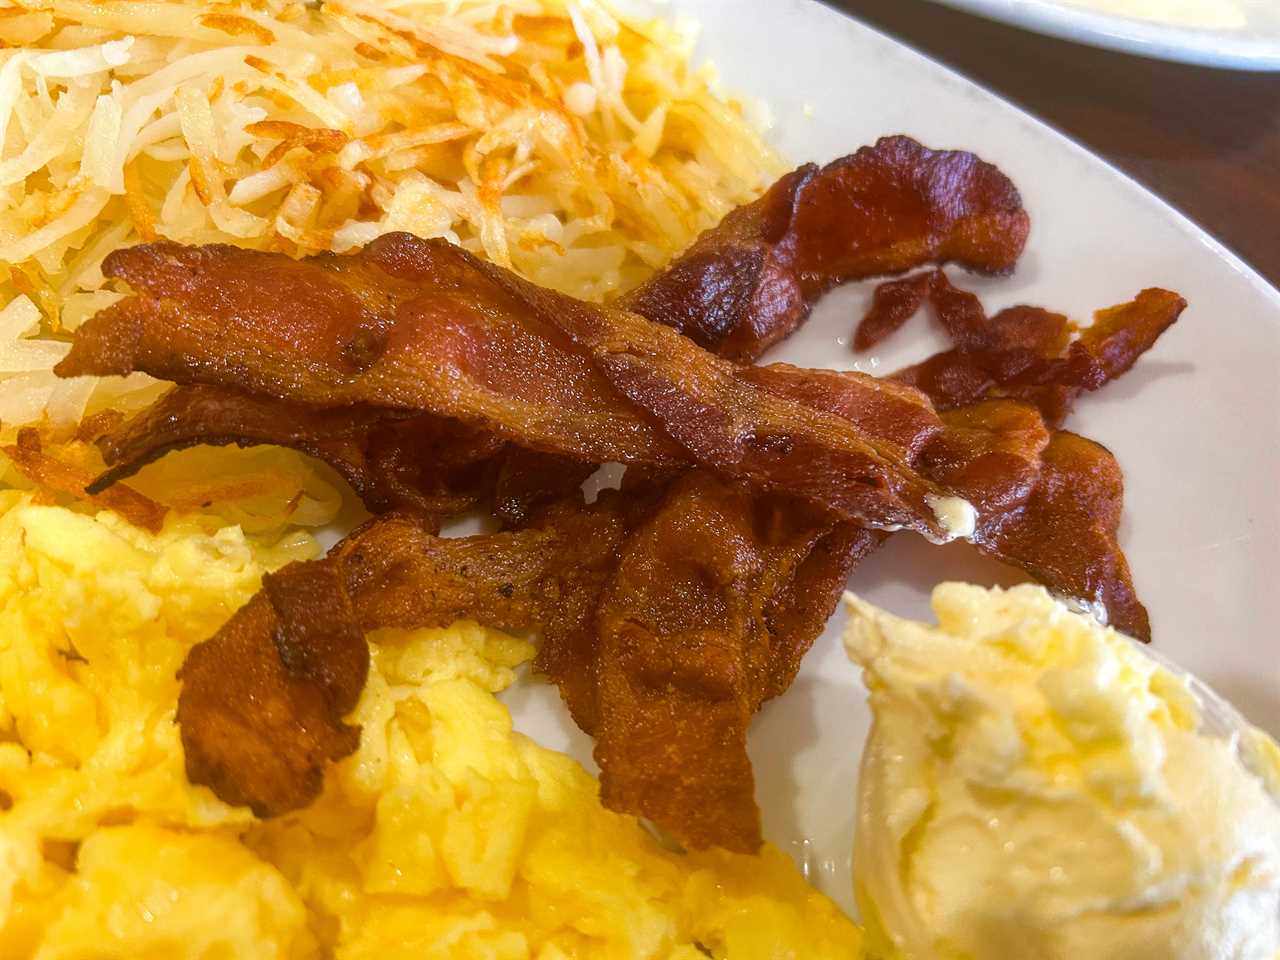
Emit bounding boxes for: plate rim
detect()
[818,0,1280,306]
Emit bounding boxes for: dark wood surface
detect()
[828,0,1280,288]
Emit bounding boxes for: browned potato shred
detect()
[0,0,780,440]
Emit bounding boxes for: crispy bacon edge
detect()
[622,135,1031,361]
[178,495,644,818]
[858,269,1186,427]
[88,384,595,528]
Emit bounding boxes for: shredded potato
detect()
[0,0,781,443]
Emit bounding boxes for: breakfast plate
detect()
[922,0,1280,69]
[3,0,1279,949]
[502,0,1280,912]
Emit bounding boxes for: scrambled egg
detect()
[0,492,862,959]
[844,584,1280,960]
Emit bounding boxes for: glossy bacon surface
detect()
[623,136,1031,360]
[63,233,1024,542]
[58,236,687,466]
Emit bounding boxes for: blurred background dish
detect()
[922,0,1280,68]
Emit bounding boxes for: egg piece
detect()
[35,825,314,960]
[0,493,864,959]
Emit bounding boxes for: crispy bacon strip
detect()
[337,497,640,635]
[623,136,1031,360]
[56,237,687,467]
[847,276,1184,636]
[59,233,1169,627]
[178,577,362,816]
[90,384,590,526]
[744,368,1157,638]
[978,431,1149,640]
[858,271,1186,426]
[180,495,642,817]
[502,266,1084,561]
[87,384,414,507]
[60,234,1018,542]
[587,473,836,852]
[552,278,1163,658]
[3,428,167,531]
[762,523,887,699]
[579,484,885,853]
[853,269,937,352]
[485,261,983,541]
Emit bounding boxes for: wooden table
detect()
[829,0,1280,288]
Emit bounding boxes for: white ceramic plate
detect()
[500,0,1280,914]
[925,0,1280,69]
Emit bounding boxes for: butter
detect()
[843,583,1280,960]
[924,495,977,541]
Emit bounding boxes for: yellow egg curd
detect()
[0,491,862,959]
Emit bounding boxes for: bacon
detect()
[58,163,1180,844]
[858,270,1186,426]
[89,384,591,527]
[761,523,887,699]
[585,474,833,851]
[87,384,417,509]
[353,413,506,520]
[177,575,364,816]
[337,497,639,636]
[485,449,597,528]
[517,270,1146,637]
[60,233,1167,628]
[178,413,1146,844]
[525,267,1155,645]
[845,275,1185,638]
[735,369,1158,637]
[623,136,1031,360]
[853,270,937,352]
[57,237,687,467]
[62,233,1021,542]
[180,496,642,817]
[977,431,1149,640]
[83,134,1033,520]
[180,469,873,852]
